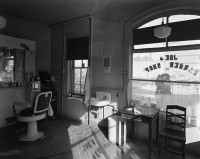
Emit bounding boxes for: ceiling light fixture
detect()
[154,17,172,39]
[154,0,172,39]
[0,16,7,29]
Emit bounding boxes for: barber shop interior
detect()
[1,0,200,159]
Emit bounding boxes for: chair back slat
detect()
[167,112,185,120]
[166,120,185,129]
[165,105,186,132]
[33,91,52,114]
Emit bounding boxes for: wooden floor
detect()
[0,118,199,159]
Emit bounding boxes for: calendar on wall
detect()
[103,56,111,73]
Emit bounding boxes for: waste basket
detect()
[108,115,126,146]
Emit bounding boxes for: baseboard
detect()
[62,116,85,124]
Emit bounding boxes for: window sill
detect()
[67,96,84,102]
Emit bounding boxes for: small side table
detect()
[120,106,159,159]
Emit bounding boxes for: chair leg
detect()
[19,121,44,141]
[158,137,162,158]
[164,138,168,149]
[16,119,19,133]
[182,143,185,159]
[44,116,48,132]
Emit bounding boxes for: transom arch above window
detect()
[139,14,200,29]
[132,14,200,49]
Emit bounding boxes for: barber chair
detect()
[17,91,52,142]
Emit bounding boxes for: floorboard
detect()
[0,118,199,159]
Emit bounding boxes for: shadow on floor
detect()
[0,118,81,159]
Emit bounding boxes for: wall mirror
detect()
[0,46,24,88]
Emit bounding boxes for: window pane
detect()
[72,60,88,95]
[74,60,82,67]
[134,42,166,49]
[132,50,200,82]
[139,17,167,29]
[74,69,80,83]
[81,69,87,84]
[83,60,88,67]
[169,14,200,23]
[129,80,200,111]
[73,84,80,94]
[81,85,85,94]
[168,40,200,47]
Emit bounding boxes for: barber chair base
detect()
[19,131,45,142]
[19,121,45,142]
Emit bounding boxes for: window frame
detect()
[131,44,200,83]
[131,14,200,84]
[71,59,88,97]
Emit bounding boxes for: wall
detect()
[3,15,51,74]
[0,15,51,127]
[91,13,129,115]
[51,3,200,155]
[0,88,25,127]
[51,19,90,119]
[51,25,65,117]
[91,2,200,156]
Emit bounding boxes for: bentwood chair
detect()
[17,91,52,142]
[159,105,186,159]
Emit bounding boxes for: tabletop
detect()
[120,105,159,118]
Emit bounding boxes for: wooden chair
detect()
[159,105,186,159]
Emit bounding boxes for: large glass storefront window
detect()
[131,50,200,127]
[131,14,200,127]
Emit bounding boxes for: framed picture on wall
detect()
[103,56,111,73]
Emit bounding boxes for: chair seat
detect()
[19,107,44,117]
[17,113,46,122]
[159,128,186,143]
[19,107,34,116]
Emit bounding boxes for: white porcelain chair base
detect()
[19,121,45,142]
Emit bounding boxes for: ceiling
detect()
[0,0,168,25]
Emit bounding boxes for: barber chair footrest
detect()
[19,131,45,142]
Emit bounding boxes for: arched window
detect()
[130,14,200,127]
[133,14,200,49]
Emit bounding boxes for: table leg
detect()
[156,115,159,143]
[103,107,104,119]
[88,105,90,125]
[13,104,16,118]
[148,121,152,159]
[121,120,124,146]
[132,120,135,138]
